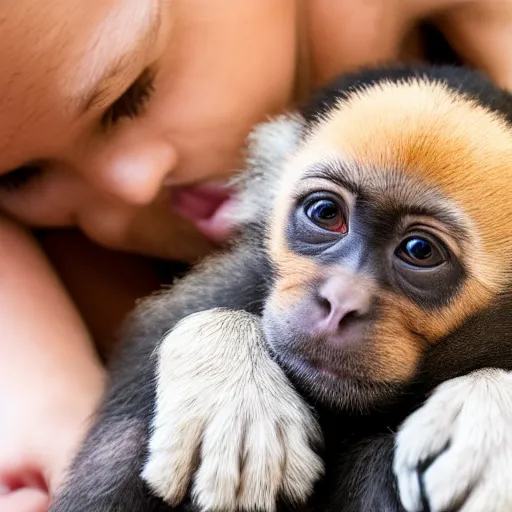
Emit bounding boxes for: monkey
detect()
[51,64,512,512]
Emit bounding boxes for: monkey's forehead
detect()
[287,78,512,234]
[304,79,511,191]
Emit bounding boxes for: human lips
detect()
[170,183,239,243]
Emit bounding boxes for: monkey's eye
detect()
[305,198,347,233]
[396,236,445,268]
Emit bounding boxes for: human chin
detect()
[125,208,216,262]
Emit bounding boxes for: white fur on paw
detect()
[394,369,512,512]
[142,308,324,512]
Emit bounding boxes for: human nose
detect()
[87,137,178,205]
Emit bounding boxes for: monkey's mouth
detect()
[274,348,345,384]
[275,349,401,411]
[170,183,239,243]
[301,356,343,380]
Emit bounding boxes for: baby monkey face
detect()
[263,172,467,410]
[261,79,512,411]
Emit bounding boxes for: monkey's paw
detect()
[393,369,512,512]
[142,308,324,512]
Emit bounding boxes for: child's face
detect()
[0,0,295,260]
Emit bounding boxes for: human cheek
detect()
[148,3,295,185]
[149,84,291,187]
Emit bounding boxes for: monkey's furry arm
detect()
[143,308,323,512]
[50,241,322,512]
[394,293,512,512]
[394,369,512,512]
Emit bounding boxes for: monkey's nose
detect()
[312,275,371,335]
[314,295,360,334]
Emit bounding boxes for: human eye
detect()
[0,164,43,192]
[101,68,155,127]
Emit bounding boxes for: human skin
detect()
[0,1,511,511]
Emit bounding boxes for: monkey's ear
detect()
[230,113,305,227]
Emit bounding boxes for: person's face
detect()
[0,0,295,261]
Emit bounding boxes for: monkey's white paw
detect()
[142,308,324,512]
[394,369,512,512]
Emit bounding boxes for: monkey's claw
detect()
[393,369,512,512]
[142,308,324,512]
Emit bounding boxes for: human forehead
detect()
[0,0,160,165]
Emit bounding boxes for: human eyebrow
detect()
[77,2,162,115]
